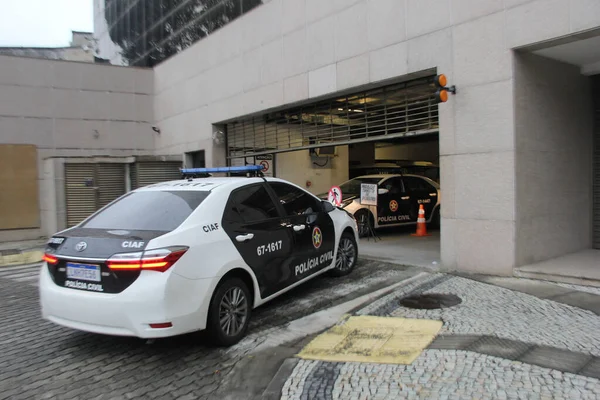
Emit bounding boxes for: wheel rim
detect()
[335,237,356,271]
[218,287,248,337]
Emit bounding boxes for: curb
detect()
[0,249,44,268]
[261,358,299,400]
[357,254,441,271]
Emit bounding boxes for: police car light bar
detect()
[180,165,265,178]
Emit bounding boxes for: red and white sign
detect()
[255,154,274,177]
[328,186,343,207]
[259,160,269,172]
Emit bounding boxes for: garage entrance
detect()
[224,75,442,268]
[225,76,439,165]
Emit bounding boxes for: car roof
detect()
[134,177,262,192]
[350,173,425,180]
[349,174,440,188]
[131,176,303,192]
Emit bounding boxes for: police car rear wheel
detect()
[330,233,357,277]
[207,278,251,346]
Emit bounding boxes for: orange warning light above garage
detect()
[433,74,456,103]
[436,89,449,103]
[434,74,447,88]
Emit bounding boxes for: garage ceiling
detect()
[532,34,600,76]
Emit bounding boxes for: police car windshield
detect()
[340,178,382,195]
[81,190,209,231]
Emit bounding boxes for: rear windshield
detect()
[81,190,209,231]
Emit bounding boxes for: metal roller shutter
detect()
[65,163,126,228]
[225,76,439,161]
[593,76,600,249]
[64,163,97,227]
[130,163,138,192]
[133,161,182,189]
[96,163,126,209]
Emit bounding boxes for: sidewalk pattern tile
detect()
[280,273,600,399]
[282,351,600,400]
[362,274,600,356]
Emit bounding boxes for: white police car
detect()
[39,166,359,346]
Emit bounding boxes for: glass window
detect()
[231,184,279,222]
[380,177,404,194]
[403,177,434,192]
[339,177,382,195]
[222,199,244,224]
[81,190,209,231]
[269,183,321,216]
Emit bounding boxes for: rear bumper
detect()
[39,265,215,338]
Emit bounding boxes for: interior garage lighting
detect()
[337,108,364,113]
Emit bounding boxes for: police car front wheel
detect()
[329,233,357,277]
[207,277,251,346]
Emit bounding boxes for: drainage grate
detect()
[399,293,462,309]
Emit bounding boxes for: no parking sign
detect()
[255,154,274,177]
[328,186,343,207]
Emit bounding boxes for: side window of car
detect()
[403,177,432,192]
[227,184,280,223]
[222,198,245,224]
[381,178,404,194]
[268,182,321,216]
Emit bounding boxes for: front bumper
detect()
[39,265,215,338]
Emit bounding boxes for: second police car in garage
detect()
[322,174,441,237]
[40,166,359,346]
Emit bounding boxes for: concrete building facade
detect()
[0,31,97,63]
[1,0,599,278]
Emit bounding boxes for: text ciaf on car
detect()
[39,166,359,346]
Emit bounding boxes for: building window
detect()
[99,0,263,67]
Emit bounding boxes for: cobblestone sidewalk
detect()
[280,274,600,400]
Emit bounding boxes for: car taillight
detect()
[106,246,188,273]
[43,253,59,265]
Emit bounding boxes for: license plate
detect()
[66,262,101,282]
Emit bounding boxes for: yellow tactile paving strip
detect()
[0,250,43,267]
[297,315,443,365]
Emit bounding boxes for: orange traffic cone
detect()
[411,204,431,237]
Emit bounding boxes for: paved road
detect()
[0,260,417,400]
[0,263,41,286]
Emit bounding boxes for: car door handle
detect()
[235,233,254,242]
[401,196,410,200]
[293,224,306,232]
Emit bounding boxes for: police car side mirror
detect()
[321,200,335,212]
[378,188,389,195]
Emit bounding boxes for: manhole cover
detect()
[399,293,462,309]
